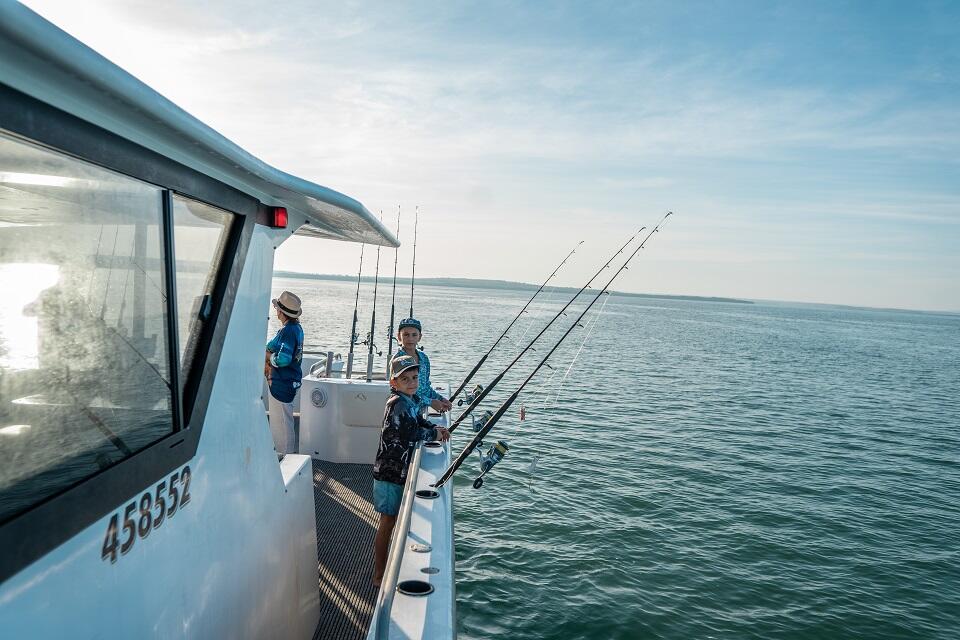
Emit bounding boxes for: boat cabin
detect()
[0,4,454,638]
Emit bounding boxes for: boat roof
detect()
[0,1,398,247]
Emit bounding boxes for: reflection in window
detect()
[0,264,59,371]
[0,131,174,524]
[171,195,232,384]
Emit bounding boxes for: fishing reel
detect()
[471,409,495,433]
[458,384,484,406]
[361,331,382,356]
[473,440,509,489]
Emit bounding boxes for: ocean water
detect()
[274,276,960,640]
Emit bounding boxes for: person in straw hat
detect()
[265,290,304,456]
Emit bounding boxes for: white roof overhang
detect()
[0,1,397,247]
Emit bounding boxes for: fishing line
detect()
[535,292,610,412]
[549,290,613,408]
[116,232,136,329]
[449,233,636,432]
[99,225,121,319]
[80,297,168,387]
[435,211,673,488]
[86,224,105,303]
[534,359,561,410]
[530,322,578,409]
[449,240,582,403]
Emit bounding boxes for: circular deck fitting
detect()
[397,580,434,597]
[416,489,439,499]
[410,543,432,553]
[424,441,442,449]
[421,567,440,575]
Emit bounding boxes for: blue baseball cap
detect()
[398,317,422,332]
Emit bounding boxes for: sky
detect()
[21,0,960,311]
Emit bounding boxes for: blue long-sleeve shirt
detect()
[267,321,303,402]
[393,347,443,414]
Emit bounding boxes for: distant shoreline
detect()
[273,271,754,305]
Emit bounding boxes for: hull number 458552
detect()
[101,465,192,563]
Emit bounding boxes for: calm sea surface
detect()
[275,276,960,640]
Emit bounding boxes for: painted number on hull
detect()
[101,465,193,563]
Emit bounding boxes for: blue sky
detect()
[23,1,960,310]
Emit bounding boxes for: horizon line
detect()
[273,270,960,316]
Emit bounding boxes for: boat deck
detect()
[311,460,378,640]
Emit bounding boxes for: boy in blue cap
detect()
[372,355,450,587]
[394,317,452,415]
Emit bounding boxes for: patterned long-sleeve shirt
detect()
[373,390,438,485]
[393,347,443,414]
[266,321,303,402]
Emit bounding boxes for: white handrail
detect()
[372,442,424,640]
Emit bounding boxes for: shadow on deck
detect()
[312,460,378,640]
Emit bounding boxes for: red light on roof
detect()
[271,207,288,228]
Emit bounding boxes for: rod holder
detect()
[325,351,334,378]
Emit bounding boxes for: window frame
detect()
[0,83,257,583]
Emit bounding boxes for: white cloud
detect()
[18,0,960,310]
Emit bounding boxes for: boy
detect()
[394,317,453,415]
[372,355,451,587]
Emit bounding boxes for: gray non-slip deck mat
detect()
[312,460,378,640]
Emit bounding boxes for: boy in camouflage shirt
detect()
[372,355,450,586]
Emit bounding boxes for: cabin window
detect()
[171,195,232,387]
[0,132,176,524]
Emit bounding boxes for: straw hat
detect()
[272,290,302,318]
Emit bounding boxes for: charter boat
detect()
[0,2,454,638]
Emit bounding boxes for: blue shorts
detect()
[373,479,403,516]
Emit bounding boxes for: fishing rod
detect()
[385,205,401,375]
[365,214,384,381]
[409,205,418,318]
[345,243,365,378]
[448,228,644,433]
[435,212,672,489]
[449,240,584,403]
